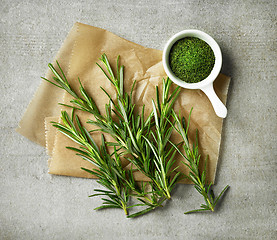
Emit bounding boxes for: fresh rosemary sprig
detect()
[124,78,182,218]
[145,79,182,199]
[171,110,229,213]
[52,111,131,215]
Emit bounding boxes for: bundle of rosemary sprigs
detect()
[43,54,229,218]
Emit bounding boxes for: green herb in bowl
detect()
[169,37,215,83]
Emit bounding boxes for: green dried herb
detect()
[169,37,215,83]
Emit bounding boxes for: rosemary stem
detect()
[198,178,214,212]
[122,202,128,215]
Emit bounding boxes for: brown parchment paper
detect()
[17,22,231,183]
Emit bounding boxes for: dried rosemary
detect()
[169,37,215,83]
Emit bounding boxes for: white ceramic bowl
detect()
[162,29,227,118]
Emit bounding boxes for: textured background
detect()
[0,1,276,239]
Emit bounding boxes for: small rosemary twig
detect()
[171,110,229,213]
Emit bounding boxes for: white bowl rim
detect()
[162,29,222,90]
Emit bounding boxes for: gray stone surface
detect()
[0,0,276,239]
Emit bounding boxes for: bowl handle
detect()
[201,84,227,118]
